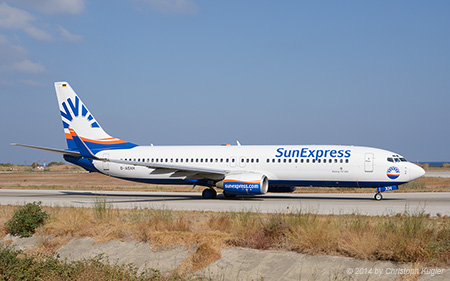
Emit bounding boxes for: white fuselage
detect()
[92,144,424,189]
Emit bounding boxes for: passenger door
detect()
[364,153,374,172]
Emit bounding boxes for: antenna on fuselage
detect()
[236,140,241,146]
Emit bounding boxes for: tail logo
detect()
[386,166,400,180]
[60,96,99,129]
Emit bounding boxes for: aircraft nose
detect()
[409,163,425,181]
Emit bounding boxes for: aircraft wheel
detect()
[223,191,237,199]
[374,192,383,201]
[202,188,217,199]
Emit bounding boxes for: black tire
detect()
[223,191,237,199]
[202,188,217,199]
[374,193,383,201]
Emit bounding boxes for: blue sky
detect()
[1,0,449,164]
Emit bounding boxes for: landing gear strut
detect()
[202,188,217,199]
[374,192,383,201]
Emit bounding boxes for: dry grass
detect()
[1,205,449,269]
[177,242,222,274]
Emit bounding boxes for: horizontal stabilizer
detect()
[11,143,80,157]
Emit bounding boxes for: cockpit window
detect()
[388,156,408,163]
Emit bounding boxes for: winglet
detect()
[69,128,98,159]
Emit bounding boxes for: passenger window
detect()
[345,159,349,163]
[318,159,321,163]
[267,159,270,163]
[288,159,292,163]
[340,159,343,163]
[278,159,281,163]
[205,159,208,163]
[301,159,304,163]
[334,159,338,163]
[295,159,298,163]
[306,159,309,163]
[256,159,259,163]
[272,159,275,163]
[232,159,235,163]
[312,159,316,163]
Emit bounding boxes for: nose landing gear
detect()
[374,185,398,201]
[374,192,383,201]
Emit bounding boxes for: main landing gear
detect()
[202,188,217,199]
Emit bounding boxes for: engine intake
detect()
[216,173,269,195]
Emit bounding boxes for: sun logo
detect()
[60,96,99,129]
[386,166,400,180]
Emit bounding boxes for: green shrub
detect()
[5,201,49,237]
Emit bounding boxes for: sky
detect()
[1,0,449,165]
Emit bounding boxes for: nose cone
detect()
[410,164,426,181]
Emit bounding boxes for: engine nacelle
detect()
[216,173,269,195]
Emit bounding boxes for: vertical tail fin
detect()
[55,82,136,152]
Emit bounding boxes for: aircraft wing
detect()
[11,143,81,157]
[105,158,228,176]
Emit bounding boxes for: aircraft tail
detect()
[55,82,137,152]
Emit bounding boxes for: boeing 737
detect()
[13,82,425,200]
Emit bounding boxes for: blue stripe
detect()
[95,177,407,190]
[85,141,138,153]
[268,180,407,188]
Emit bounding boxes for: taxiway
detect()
[0,189,449,216]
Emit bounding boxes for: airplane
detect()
[13,82,425,200]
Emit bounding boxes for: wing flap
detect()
[106,158,227,176]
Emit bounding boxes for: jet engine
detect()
[216,173,268,195]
